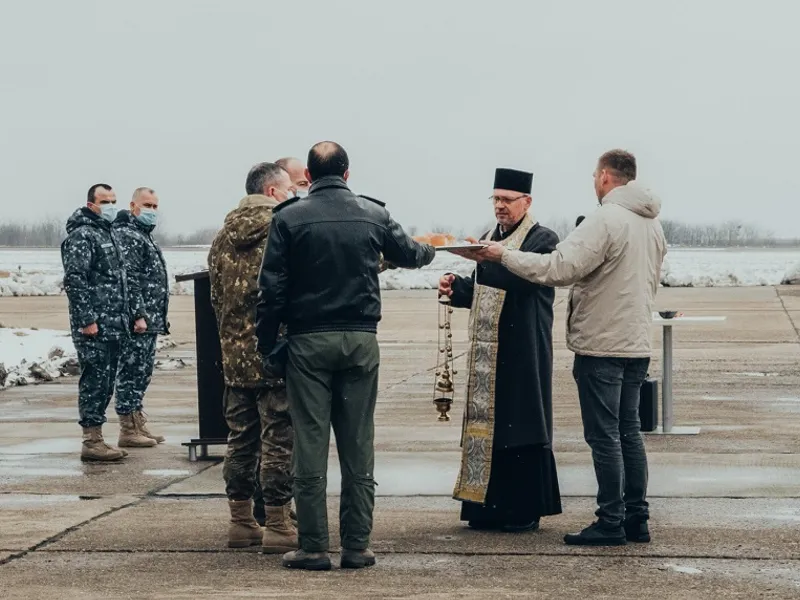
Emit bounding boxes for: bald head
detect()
[307,141,349,182]
[276,157,310,194]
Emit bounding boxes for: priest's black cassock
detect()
[449,170,562,528]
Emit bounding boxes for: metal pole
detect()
[662,325,673,433]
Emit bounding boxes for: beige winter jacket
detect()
[501,182,667,358]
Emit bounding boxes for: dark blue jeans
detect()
[573,355,650,527]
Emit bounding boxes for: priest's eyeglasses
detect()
[489,194,528,205]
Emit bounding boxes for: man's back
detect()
[209,195,278,387]
[257,175,434,347]
[567,182,667,357]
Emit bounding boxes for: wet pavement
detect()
[1,287,800,598]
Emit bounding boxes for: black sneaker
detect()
[502,518,540,533]
[564,522,627,546]
[341,548,377,569]
[624,519,651,543]
[282,549,332,571]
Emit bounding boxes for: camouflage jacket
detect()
[112,210,170,335]
[61,208,130,341]
[209,195,283,388]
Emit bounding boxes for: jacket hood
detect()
[603,181,661,219]
[66,207,106,234]
[223,195,278,249]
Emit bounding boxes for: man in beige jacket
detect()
[463,150,667,547]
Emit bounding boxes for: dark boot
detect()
[341,548,376,569]
[282,549,332,571]
[502,518,540,533]
[624,518,651,543]
[467,520,501,531]
[564,521,626,546]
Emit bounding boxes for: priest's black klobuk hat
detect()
[493,168,533,194]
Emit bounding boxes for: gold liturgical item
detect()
[433,295,456,421]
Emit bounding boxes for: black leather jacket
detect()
[256,176,435,354]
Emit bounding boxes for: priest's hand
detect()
[449,237,486,262]
[476,240,505,263]
[438,274,455,297]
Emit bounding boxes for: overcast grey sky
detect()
[1,0,798,237]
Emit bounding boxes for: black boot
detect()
[282,549,332,571]
[341,548,376,569]
[467,519,501,531]
[564,521,626,546]
[624,518,650,543]
[502,518,540,533]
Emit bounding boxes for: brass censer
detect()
[433,295,456,421]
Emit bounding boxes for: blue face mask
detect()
[136,208,158,228]
[296,189,309,199]
[99,204,118,222]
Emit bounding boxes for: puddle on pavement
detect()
[329,454,459,496]
[0,438,76,455]
[0,494,98,507]
[142,469,192,477]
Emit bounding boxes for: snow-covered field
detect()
[0,327,179,389]
[0,247,799,297]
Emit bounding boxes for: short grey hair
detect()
[132,187,155,201]
[245,162,285,195]
[275,157,301,170]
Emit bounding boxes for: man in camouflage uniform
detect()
[250,156,311,526]
[208,162,297,552]
[112,187,169,448]
[61,183,130,462]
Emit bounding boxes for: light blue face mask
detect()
[99,204,118,222]
[296,189,309,199]
[136,208,158,228]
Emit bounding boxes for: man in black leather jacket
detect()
[256,141,434,571]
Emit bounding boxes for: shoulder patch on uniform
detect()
[272,196,301,212]
[358,194,386,207]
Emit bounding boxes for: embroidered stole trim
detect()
[452,215,534,504]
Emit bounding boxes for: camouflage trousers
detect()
[116,334,157,415]
[74,338,122,428]
[222,385,293,506]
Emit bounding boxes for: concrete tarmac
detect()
[1,287,799,598]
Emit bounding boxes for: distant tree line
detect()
[659,219,798,248]
[0,219,221,248]
[0,218,796,249]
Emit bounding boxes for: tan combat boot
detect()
[81,426,128,462]
[133,411,165,443]
[262,504,299,554]
[228,499,263,548]
[118,413,158,448]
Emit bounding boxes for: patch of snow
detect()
[663,564,704,575]
[782,261,800,285]
[0,327,179,389]
[1,247,800,294]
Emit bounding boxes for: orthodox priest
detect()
[438,167,562,532]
